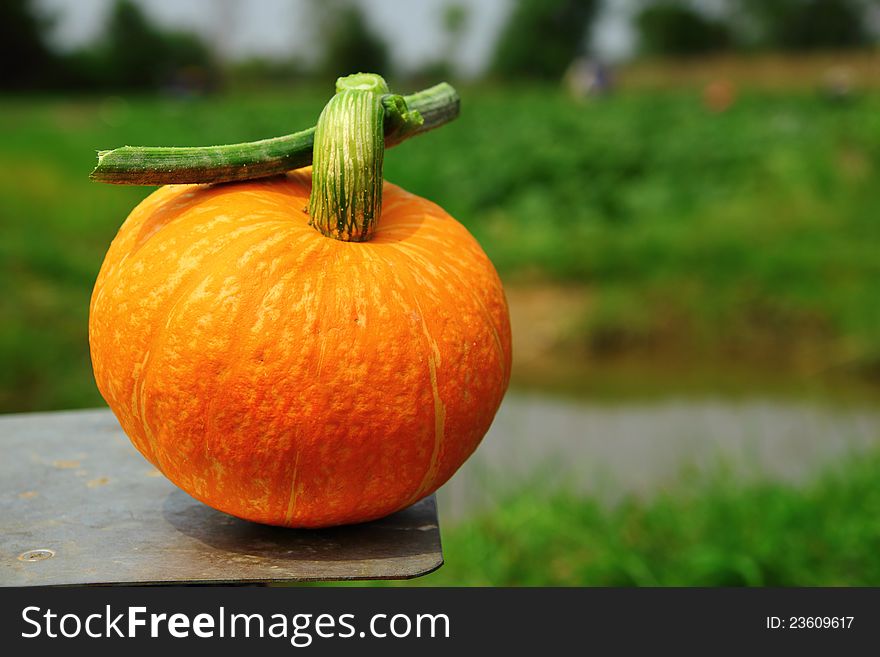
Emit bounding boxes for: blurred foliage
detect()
[5,0,879,91]
[735,0,870,51]
[1,0,218,92]
[92,0,218,91]
[636,2,732,56]
[442,3,469,41]
[634,0,874,56]
[224,57,312,92]
[490,0,598,80]
[407,87,880,374]
[0,0,58,89]
[313,0,391,80]
[376,449,880,586]
[71,0,219,92]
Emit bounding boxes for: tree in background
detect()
[491,0,598,80]
[440,3,469,76]
[102,0,167,88]
[95,0,216,90]
[413,2,470,81]
[0,0,59,89]
[0,0,217,92]
[636,2,732,56]
[735,0,869,51]
[313,0,391,79]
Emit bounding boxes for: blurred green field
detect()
[3,85,880,411]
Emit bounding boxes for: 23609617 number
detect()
[789,617,853,629]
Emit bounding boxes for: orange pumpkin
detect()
[89,168,511,527]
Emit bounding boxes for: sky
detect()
[35,0,637,76]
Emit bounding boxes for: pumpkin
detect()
[89,168,512,527]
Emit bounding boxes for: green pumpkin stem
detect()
[89,82,458,186]
[308,73,424,242]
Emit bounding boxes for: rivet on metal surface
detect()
[18,549,55,562]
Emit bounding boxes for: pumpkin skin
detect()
[89,168,511,527]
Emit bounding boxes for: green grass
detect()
[362,451,880,586]
[2,86,880,410]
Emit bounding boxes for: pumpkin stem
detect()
[308,73,424,242]
[89,82,459,185]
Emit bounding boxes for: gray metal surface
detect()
[0,409,442,586]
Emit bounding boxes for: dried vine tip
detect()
[90,81,460,186]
